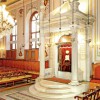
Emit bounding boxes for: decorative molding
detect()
[42,10,95,33]
[26,1,39,15]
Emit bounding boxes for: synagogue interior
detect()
[0,0,100,100]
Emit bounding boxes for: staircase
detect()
[29,78,89,100]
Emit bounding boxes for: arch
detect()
[29,11,39,49]
[25,8,38,49]
[58,35,71,43]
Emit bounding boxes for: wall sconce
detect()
[21,43,25,48]
[19,48,23,56]
[46,43,51,47]
[37,43,41,46]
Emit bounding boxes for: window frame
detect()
[10,20,17,50]
[29,11,40,49]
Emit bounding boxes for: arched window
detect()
[10,20,17,50]
[30,12,39,49]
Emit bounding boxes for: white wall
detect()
[6,0,41,59]
[95,0,100,62]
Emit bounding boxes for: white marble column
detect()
[54,45,59,77]
[85,25,92,81]
[49,45,55,77]
[39,3,46,78]
[69,26,79,85]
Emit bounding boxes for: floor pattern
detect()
[1,90,42,100]
[0,98,5,100]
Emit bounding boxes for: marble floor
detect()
[0,80,99,100]
[0,84,31,96]
[0,83,75,100]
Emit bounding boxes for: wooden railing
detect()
[74,86,100,100]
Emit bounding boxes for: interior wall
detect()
[2,0,99,67]
[95,0,100,62]
[6,0,41,59]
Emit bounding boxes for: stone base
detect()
[69,81,80,86]
[29,78,89,100]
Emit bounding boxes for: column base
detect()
[35,77,44,83]
[69,80,80,86]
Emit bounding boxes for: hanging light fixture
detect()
[22,0,25,47]
[87,0,91,43]
[55,0,62,45]
[59,0,62,32]
[46,0,51,47]
[88,0,89,25]
[0,5,14,39]
[29,0,33,43]
[19,0,25,56]
[54,0,62,45]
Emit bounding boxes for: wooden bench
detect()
[0,75,32,87]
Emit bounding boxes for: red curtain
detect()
[59,44,72,72]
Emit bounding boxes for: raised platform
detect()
[29,78,89,100]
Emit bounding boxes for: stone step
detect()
[40,80,70,89]
[35,82,72,93]
[29,79,89,99]
[29,85,76,99]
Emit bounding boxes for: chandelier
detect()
[0,5,14,38]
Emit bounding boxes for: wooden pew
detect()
[74,86,100,100]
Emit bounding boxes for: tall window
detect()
[10,20,17,50]
[30,12,40,49]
